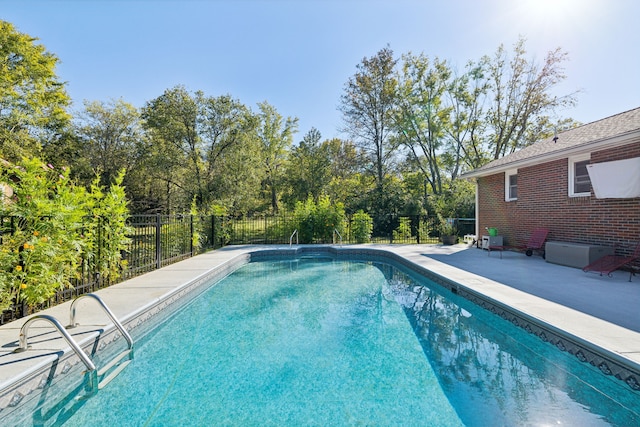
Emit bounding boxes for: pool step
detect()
[98,350,133,389]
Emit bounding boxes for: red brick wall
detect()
[477,140,640,256]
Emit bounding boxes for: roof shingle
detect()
[463,107,640,177]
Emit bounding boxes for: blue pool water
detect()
[33,258,640,425]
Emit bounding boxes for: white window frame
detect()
[505,169,518,201]
[569,154,591,197]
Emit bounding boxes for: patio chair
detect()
[488,228,550,259]
[582,240,640,282]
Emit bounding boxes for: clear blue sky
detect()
[3,0,639,141]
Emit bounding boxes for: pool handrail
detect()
[68,293,134,389]
[333,228,342,247]
[68,293,134,351]
[15,314,99,394]
[290,229,298,246]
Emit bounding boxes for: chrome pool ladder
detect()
[333,228,342,247]
[68,294,134,389]
[15,314,99,394]
[15,293,134,394]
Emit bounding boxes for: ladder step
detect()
[99,359,131,389]
[98,350,132,377]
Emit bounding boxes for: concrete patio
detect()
[417,243,640,332]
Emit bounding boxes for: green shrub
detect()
[437,213,458,236]
[293,195,345,243]
[393,216,413,242]
[351,210,372,243]
[83,171,132,282]
[0,158,130,311]
[190,198,205,253]
[418,217,438,243]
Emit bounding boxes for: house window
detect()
[505,169,518,201]
[569,154,591,197]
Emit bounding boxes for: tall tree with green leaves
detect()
[0,20,71,161]
[142,86,256,213]
[444,61,489,174]
[283,127,331,207]
[395,53,451,196]
[339,46,399,189]
[74,98,145,187]
[141,86,196,212]
[256,101,298,213]
[322,137,367,212]
[483,37,578,159]
[198,93,259,211]
[339,47,401,233]
[213,132,265,215]
[324,137,362,181]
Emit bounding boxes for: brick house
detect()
[461,107,640,257]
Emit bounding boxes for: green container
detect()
[488,227,498,236]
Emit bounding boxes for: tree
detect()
[256,101,298,213]
[141,86,256,213]
[324,137,362,180]
[283,128,331,207]
[212,133,265,215]
[141,86,196,212]
[74,98,145,187]
[339,46,401,234]
[444,61,489,174]
[391,40,578,221]
[483,37,578,159]
[395,53,451,196]
[339,46,399,189]
[0,20,71,161]
[197,93,259,212]
[323,137,368,213]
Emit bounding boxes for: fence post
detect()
[156,214,161,270]
[389,213,394,244]
[190,215,194,256]
[211,215,216,248]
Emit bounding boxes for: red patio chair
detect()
[488,228,550,259]
[582,240,640,282]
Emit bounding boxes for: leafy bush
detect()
[83,171,132,281]
[293,195,345,243]
[190,198,205,252]
[0,158,130,311]
[437,213,458,236]
[351,210,372,243]
[393,216,413,242]
[418,217,438,243]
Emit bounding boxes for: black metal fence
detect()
[223,214,475,245]
[0,214,475,324]
[124,215,196,278]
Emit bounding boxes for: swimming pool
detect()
[12,254,639,426]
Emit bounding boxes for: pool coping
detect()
[0,244,638,421]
